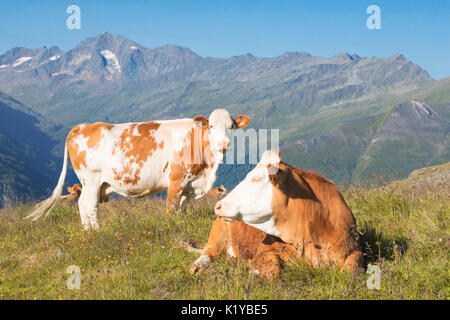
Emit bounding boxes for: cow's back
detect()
[295,168,356,229]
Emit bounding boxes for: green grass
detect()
[0,184,448,300]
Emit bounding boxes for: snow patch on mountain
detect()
[12,57,32,67]
[48,55,61,61]
[100,50,121,75]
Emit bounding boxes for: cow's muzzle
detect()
[214,202,236,222]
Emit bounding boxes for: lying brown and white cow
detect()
[190,150,362,280]
[26,109,250,230]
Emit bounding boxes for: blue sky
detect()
[0,0,449,79]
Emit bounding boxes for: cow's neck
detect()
[200,144,224,194]
[270,164,325,246]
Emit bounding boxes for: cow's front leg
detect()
[166,180,184,213]
[189,218,229,275]
[166,162,191,213]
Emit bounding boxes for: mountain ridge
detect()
[0,33,448,197]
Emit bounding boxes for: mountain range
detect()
[0,32,449,205]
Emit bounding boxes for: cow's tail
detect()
[25,142,69,221]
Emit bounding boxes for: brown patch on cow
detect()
[67,122,113,171]
[112,122,161,186]
[123,174,140,185]
[83,122,114,148]
[119,122,161,161]
[67,126,87,171]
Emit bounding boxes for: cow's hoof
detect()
[189,255,210,275]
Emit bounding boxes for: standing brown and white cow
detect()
[26,109,250,230]
[190,150,363,280]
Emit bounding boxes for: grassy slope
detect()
[0,183,448,300]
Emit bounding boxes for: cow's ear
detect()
[271,167,287,186]
[194,115,209,128]
[234,115,250,128]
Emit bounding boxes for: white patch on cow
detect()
[227,245,236,258]
[171,126,192,152]
[73,135,89,169]
[204,161,220,192]
[12,56,32,67]
[132,126,140,136]
[48,55,61,61]
[100,50,121,73]
[244,216,280,237]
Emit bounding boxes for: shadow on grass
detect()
[358,225,409,266]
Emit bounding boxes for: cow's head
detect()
[214,150,281,236]
[194,109,250,156]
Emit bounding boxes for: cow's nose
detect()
[214,202,223,215]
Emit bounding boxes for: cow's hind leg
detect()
[343,251,364,272]
[78,178,101,230]
[252,246,281,282]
